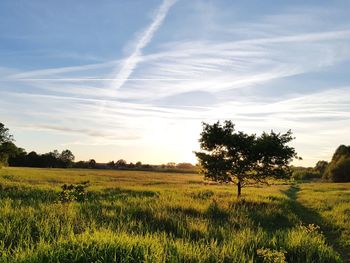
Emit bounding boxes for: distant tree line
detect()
[4,120,348,181]
[8,149,75,168]
[73,159,196,172]
[0,122,196,172]
[0,123,75,168]
[291,164,325,181]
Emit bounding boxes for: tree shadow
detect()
[236,199,296,231]
[281,184,350,262]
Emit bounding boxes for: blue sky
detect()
[1,0,350,166]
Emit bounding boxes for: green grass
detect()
[0,167,349,262]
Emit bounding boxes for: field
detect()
[0,167,349,263]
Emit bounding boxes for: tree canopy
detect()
[195,121,298,197]
[323,145,350,182]
[0,123,13,144]
[314,160,328,176]
[0,123,16,167]
[59,149,75,168]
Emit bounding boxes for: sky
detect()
[1,0,350,166]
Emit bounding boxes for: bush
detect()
[257,248,287,263]
[292,169,321,180]
[59,182,89,203]
[323,157,350,182]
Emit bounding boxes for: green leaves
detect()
[195,121,298,191]
[0,123,16,167]
[323,145,350,182]
[59,182,89,203]
[0,123,13,145]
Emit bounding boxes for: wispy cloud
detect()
[24,124,140,141]
[111,29,350,102]
[6,60,119,79]
[111,0,177,90]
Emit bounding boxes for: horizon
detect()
[1,0,350,166]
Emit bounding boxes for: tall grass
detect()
[0,167,348,262]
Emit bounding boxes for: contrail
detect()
[10,78,191,81]
[113,0,177,89]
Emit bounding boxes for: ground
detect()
[0,167,349,262]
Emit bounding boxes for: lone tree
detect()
[195,121,298,197]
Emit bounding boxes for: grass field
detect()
[0,167,349,262]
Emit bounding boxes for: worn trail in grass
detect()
[283,184,349,261]
[288,183,350,262]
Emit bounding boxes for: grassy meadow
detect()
[0,167,349,262]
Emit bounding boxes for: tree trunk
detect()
[237,180,242,198]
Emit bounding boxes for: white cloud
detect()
[111,29,350,101]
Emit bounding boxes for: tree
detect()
[0,123,15,167]
[195,121,298,197]
[166,162,176,168]
[107,161,115,168]
[59,149,75,168]
[128,162,135,168]
[331,145,350,161]
[26,151,41,167]
[314,160,328,176]
[8,147,27,167]
[323,145,350,182]
[324,157,350,182]
[176,163,195,169]
[74,161,89,169]
[0,123,13,144]
[41,150,61,168]
[115,159,127,168]
[88,159,97,168]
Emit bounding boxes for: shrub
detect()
[257,248,287,263]
[59,182,89,203]
[323,157,350,182]
[292,169,321,180]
